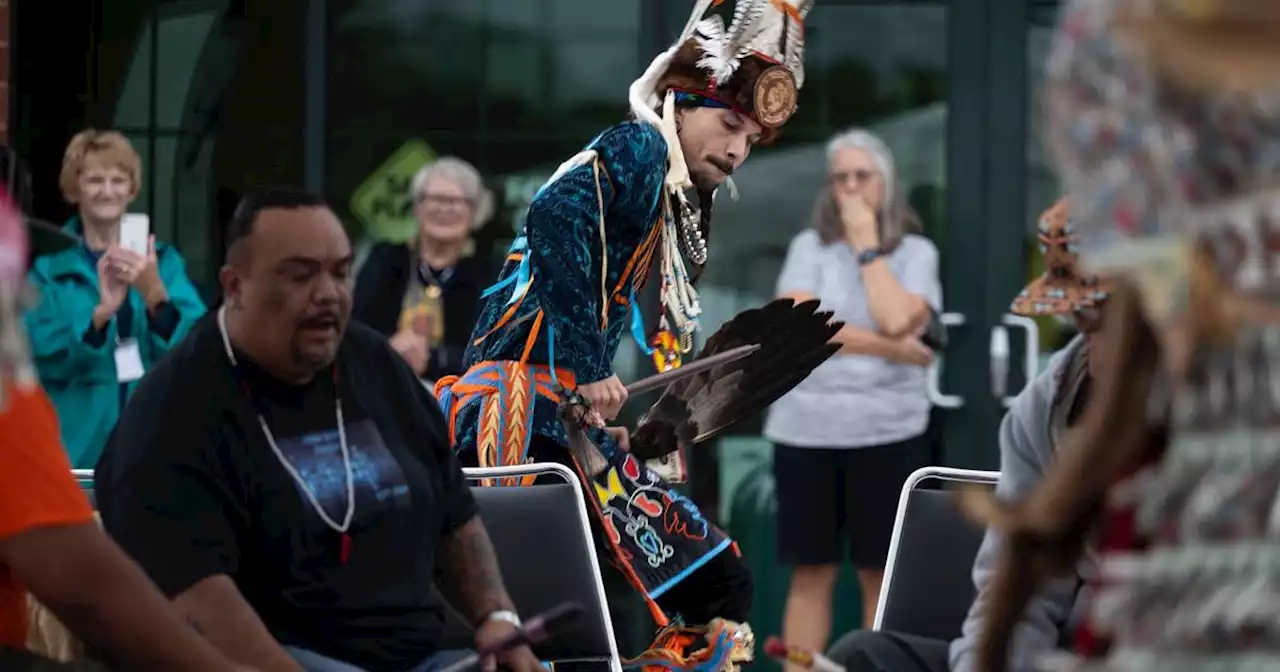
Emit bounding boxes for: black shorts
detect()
[773,435,931,570]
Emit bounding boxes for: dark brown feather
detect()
[629,298,843,460]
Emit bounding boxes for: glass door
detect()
[930,0,1042,470]
[947,3,1065,439]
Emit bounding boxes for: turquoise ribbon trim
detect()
[646,537,733,599]
[629,287,654,355]
[481,236,532,307]
[547,320,558,385]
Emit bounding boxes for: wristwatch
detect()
[856,248,885,266]
[482,609,522,628]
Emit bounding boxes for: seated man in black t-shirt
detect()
[94,186,543,672]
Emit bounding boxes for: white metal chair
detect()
[71,469,95,507]
[453,463,622,672]
[872,466,999,639]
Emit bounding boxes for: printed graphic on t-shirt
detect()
[275,419,410,519]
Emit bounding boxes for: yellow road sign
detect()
[349,139,437,242]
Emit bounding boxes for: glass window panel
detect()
[548,0,642,35]
[154,6,224,129]
[216,1,307,133]
[113,1,294,133]
[786,5,949,135]
[484,40,548,131]
[550,41,637,131]
[114,20,154,129]
[483,0,540,27]
[327,0,643,244]
[328,1,484,136]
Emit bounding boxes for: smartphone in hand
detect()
[119,213,150,256]
[920,307,949,352]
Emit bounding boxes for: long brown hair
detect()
[812,129,922,251]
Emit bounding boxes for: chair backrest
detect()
[437,463,620,671]
[873,466,997,641]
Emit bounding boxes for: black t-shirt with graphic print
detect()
[95,315,478,672]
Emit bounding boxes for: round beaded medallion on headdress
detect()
[752,66,799,128]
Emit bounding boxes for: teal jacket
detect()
[24,219,207,468]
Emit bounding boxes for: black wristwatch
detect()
[856,248,884,266]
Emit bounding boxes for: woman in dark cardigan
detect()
[353,156,495,385]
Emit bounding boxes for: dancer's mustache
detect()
[708,157,734,176]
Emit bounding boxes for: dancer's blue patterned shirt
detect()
[455,121,668,458]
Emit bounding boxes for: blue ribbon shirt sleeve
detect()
[524,162,615,384]
[524,122,668,385]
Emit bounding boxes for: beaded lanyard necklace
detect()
[216,306,356,564]
[417,261,454,298]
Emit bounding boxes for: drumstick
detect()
[438,602,584,672]
[763,636,846,672]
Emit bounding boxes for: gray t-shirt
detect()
[763,229,942,448]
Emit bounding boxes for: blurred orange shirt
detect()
[0,382,95,650]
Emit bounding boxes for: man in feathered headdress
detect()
[436,0,814,664]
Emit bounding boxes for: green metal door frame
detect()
[938,0,1031,470]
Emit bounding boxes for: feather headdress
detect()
[628,0,814,138]
[618,1,815,361]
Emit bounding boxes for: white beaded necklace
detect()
[654,91,704,351]
[660,192,702,350]
[216,306,356,563]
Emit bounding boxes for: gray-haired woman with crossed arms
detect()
[766,128,942,670]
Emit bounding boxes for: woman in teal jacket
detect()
[24,130,205,468]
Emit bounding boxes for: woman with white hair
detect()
[353,156,495,384]
[765,128,942,665]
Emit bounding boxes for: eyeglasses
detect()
[416,193,474,209]
[830,169,877,186]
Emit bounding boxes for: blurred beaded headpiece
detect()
[0,186,36,410]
